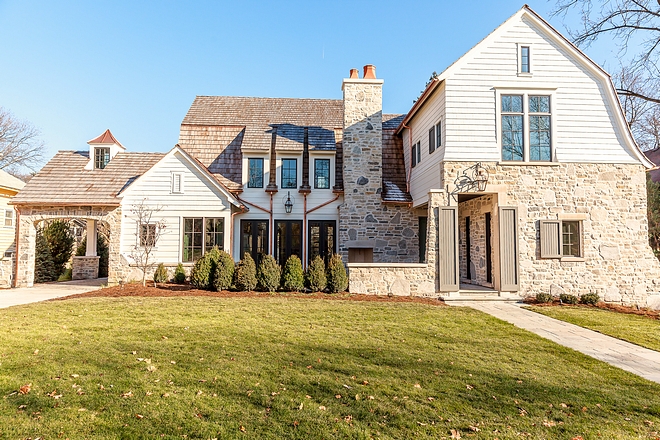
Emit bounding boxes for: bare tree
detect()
[0,107,45,175]
[129,199,167,287]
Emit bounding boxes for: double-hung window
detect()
[314,158,330,189]
[501,93,552,162]
[428,121,442,154]
[411,141,421,168]
[182,217,225,262]
[248,158,264,188]
[4,209,13,227]
[281,158,297,189]
[95,147,110,169]
[520,46,530,73]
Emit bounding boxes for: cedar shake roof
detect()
[12,151,164,205]
[87,129,125,148]
[381,114,411,203]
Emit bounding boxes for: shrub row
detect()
[158,249,348,293]
[535,291,600,305]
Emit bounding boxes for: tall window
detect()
[95,147,110,169]
[281,158,297,189]
[501,94,551,162]
[501,95,524,161]
[309,220,335,263]
[435,121,442,150]
[241,220,268,266]
[529,96,551,161]
[248,158,264,188]
[183,217,224,262]
[411,141,421,168]
[428,127,435,154]
[314,159,330,189]
[562,221,580,258]
[520,46,530,73]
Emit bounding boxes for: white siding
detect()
[120,150,233,265]
[441,16,638,164]
[403,82,446,206]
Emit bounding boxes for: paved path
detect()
[450,301,660,384]
[0,278,107,309]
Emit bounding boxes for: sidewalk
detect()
[0,278,107,309]
[451,301,660,384]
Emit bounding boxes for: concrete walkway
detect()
[451,301,660,384]
[0,278,107,309]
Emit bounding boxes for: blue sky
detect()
[0,1,616,162]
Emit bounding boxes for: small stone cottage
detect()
[11,5,660,307]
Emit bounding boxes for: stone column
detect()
[15,215,36,287]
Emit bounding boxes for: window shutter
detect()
[499,206,519,292]
[540,220,561,258]
[428,127,435,154]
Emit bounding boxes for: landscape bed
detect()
[0,296,659,439]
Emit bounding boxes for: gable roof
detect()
[88,129,125,149]
[12,151,164,206]
[0,169,25,192]
[395,5,652,168]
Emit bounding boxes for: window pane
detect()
[521,46,530,73]
[281,159,297,189]
[428,127,435,154]
[309,224,320,260]
[562,221,580,257]
[314,159,330,189]
[205,218,224,251]
[501,115,524,161]
[502,95,523,113]
[436,122,442,148]
[248,158,263,188]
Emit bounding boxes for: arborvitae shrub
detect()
[213,250,235,291]
[535,292,554,304]
[306,256,327,292]
[190,247,221,290]
[580,292,600,305]
[153,263,168,284]
[282,255,304,292]
[559,293,579,305]
[234,253,257,291]
[174,263,187,284]
[34,230,56,283]
[326,253,348,293]
[257,254,281,292]
[76,235,109,278]
[43,220,74,278]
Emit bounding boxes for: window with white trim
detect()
[248,158,264,188]
[94,147,110,169]
[540,219,582,258]
[4,209,13,227]
[501,94,552,162]
[520,45,530,73]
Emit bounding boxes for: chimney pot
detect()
[363,64,376,79]
[349,68,359,79]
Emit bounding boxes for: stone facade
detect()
[458,195,495,286]
[14,205,129,287]
[442,161,660,305]
[72,256,99,280]
[339,76,419,264]
[0,256,14,288]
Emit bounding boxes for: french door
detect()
[240,220,268,266]
[308,220,336,263]
[275,220,302,265]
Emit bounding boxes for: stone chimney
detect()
[339,65,384,262]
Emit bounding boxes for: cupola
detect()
[85,129,125,170]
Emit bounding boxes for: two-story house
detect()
[11,6,660,307]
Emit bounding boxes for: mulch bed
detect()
[525,299,660,320]
[52,282,447,306]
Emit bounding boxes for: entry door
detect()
[275,220,302,265]
[308,220,336,263]
[240,220,268,266]
[437,206,459,292]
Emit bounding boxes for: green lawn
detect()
[1,297,660,439]
[527,305,660,352]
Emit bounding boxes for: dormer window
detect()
[95,147,110,169]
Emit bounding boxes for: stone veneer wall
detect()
[0,257,13,288]
[442,162,660,305]
[15,205,129,287]
[339,77,419,263]
[72,256,99,280]
[458,195,495,287]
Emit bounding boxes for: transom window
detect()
[182,217,225,262]
[501,94,551,162]
[248,158,264,188]
[314,159,330,189]
[94,147,110,169]
[281,158,297,189]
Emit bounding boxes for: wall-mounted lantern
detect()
[284,191,294,213]
[448,162,490,202]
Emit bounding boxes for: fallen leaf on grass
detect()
[239,425,246,432]
[19,383,32,395]
[70,374,79,378]
[335,394,342,399]
[136,414,144,419]
[78,408,86,412]
[122,391,133,398]
[427,397,435,402]
[162,393,170,398]
[18,404,27,409]
[414,383,421,389]
[319,406,326,411]
[469,425,480,432]
[543,420,556,427]
[33,349,39,355]
[466,384,474,390]
[450,428,461,439]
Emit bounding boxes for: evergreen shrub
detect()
[35,230,56,283]
[257,254,281,292]
[234,253,257,291]
[153,263,169,284]
[282,255,304,292]
[213,250,235,291]
[326,253,348,293]
[43,220,74,278]
[174,263,187,284]
[559,293,579,305]
[190,247,221,290]
[306,256,327,292]
[580,293,600,305]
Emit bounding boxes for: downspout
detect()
[12,206,20,288]
[402,123,413,193]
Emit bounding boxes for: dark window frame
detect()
[314,158,330,189]
[520,46,530,73]
[248,158,264,188]
[94,147,110,169]
[435,121,442,150]
[540,219,583,259]
[240,219,269,266]
[182,217,225,262]
[428,127,435,154]
[281,158,297,189]
[308,220,336,264]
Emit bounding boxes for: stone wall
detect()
[14,205,128,287]
[347,263,435,296]
[72,256,99,280]
[442,162,660,306]
[0,256,13,288]
[339,76,419,263]
[458,195,495,287]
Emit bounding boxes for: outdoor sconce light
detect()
[284,191,294,214]
[448,162,490,201]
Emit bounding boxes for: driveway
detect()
[0,278,107,309]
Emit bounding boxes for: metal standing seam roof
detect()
[12,151,165,205]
